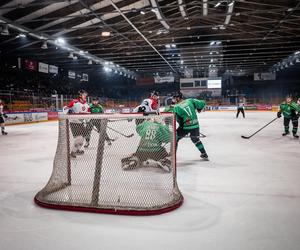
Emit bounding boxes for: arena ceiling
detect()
[0,0,300,77]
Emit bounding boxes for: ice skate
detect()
[1,131,7,135]
[282,131,290,136]
[157,158,172,172]
[200,153,209,161]
[293,134,299,139]
[70,151,77,158]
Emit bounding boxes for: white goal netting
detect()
[34,113,183,215]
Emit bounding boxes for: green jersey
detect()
[173,98,206,130]
[90,103,104,113]
[279,102,299,118]
[164,105,174,113]
[136,121,171,152]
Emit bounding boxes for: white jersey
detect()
[238,102,245,109]
[64,99,90,114]
[133,98,159,113]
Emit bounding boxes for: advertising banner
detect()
[245,106,257,110]
[254,72,276,81]
[47,112,59,120]
[154,76,174,84]
[68,70,75,79]
[49,65,58,74]
[39,62,49,73]
[24,59,37,71]
[218,106,237,111]
[82,73,89,82]
[32,112,48,122]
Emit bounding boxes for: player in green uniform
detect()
[163,98,175,113]
[173,92,209,160]
[84,99,113,147]
[277,97,299,138]
[163,97,175,126]
[121,118,172,172]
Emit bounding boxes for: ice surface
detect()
[1,112,300,250]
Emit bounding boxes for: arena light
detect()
[104,66,112,72]
[203,0,208,16]
[55,37,65,45]
[101,31,111,37]
[295,51,300,55]
[16,33,26,38]
[228,1,235,7]
[214,1,222,7]
[140,10,145,15]
[88,60,92,65]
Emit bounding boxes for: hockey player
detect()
[277,96,299,138]
[0,99,8,135]
[121,117,172,172]
[64,90,90,158]
[163,97,175,113]
[236,98,245,118]
[163,97,175,126]
[134,91,160,113]
[173,91,209,160]
[84,99,113,147]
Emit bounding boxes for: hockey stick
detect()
[241,117,278,139]
[106,125,134,138]
[91,126,116,142]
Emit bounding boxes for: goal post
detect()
[34,113,183,215]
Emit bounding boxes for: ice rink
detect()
[1,111,300,250]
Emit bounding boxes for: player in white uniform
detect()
[236,98,245,118]
[133,91,160,113]
[64,90,90,158]
[0,99,8,135]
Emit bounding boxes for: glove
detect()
[197,108,202,113]
[68,109,74,114]
[138,106,146,113]
[277,112,282,118]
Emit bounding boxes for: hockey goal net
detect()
[34,113,183,215]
